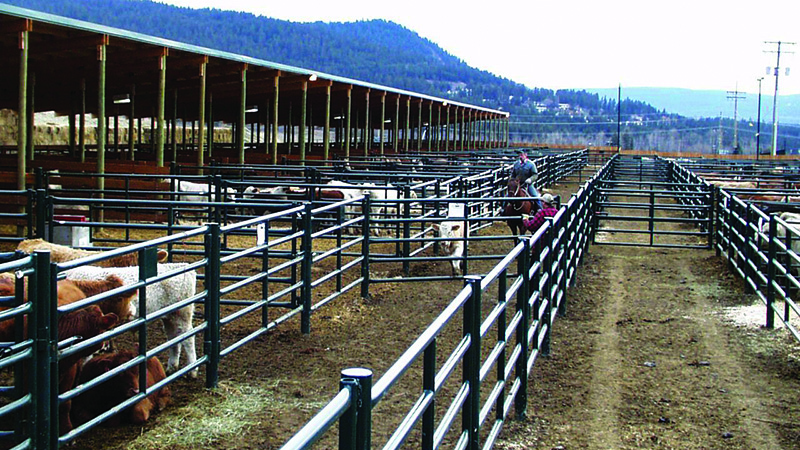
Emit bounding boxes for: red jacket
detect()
[522,206,559,232]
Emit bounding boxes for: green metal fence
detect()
[278,157,603,450]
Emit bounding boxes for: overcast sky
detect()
[153,0,800,96]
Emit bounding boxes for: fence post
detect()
[337,207,344,292]
[138,247,158,392]
[301,203,314,334]
[212,174,222,225]
[433,183,441,256]
[361,195,371,300]
[338,368,373,450]
[402,187,411,276]
[556,215,568,317]
[767,215,777,329]
[35,189,47,240]
[338,370,362,450]
[649,187,655,246]
[463,275,482,450]
[462,202,469,276]
[30,250,54,450]
[708,186,715,250]
[541,221,554,357]
[422,340,436,450]
[204,223,221,388]
[515,238,531,419]
[744,206,754,294]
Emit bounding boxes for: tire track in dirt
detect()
[676,260,784,449]
[584,252,625,449]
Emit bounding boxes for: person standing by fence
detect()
[522,193,558,233]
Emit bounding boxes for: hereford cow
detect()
[17,239,168,267]
[432,220,469,277]
[72,350,170,426]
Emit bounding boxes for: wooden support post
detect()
[80,78,86,163]
[379,92,386,155]
[394,95,400,151]
[417,100,423,151]
[459,107,465,151]
[128,85,135,160]
[114,106,119,153]
[324,83,331,161]
[17,29,28,190]
[364,89,370,157]
[208,92,214,158]
[171,89,177,161]
[26,72,35,164]
[299,80,307,165]
[445,104,450,152]
[197,58,207,172]
[271,73,279,164]
[345,85,352,159]
[238,63,247,164]
[97,40,107,191]
[69,96,76,156]
[427,101,433,151]
[436,104,441,152]
[404,97,410,152]
[156,48,167,167]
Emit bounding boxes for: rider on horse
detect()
[511,150,541,210]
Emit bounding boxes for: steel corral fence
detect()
[279,156,607,450]
[670,159,800,343]
[0,149,590,449]
[590,155,713,249]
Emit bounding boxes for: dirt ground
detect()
[8,169,800,450]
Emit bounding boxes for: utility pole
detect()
[617,84,621,152]
[756,77,764,159]
[717,112,723,155]
[726,83,745,153]
[764,40,795,155]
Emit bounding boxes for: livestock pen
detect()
[0,149,598,449]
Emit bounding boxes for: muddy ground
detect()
[7,168,800,450]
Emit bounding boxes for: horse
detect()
[503,178,537,235]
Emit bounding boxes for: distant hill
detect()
[4,0,800,152]
[1,0,658,120]
[587,87,800,125]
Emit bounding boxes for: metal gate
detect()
[592,156,713,249]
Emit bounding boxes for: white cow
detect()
[171,180,237,223]
[65,263,198,377]
[432,220,469,277]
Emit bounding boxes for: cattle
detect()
[0,279,119,434]
[432,221,469,277]
[64,263,198,377]
[0,275,134,340]
[705,179,757,190]
[58,305,120,433]
[72,350,170,426]
[171,180,238,223]
[17,239,169,267]
[238,186,292,216]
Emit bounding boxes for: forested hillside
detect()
[3,0,800,152]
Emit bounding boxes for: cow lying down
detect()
[64,263,198,377]
[72,349,170,426]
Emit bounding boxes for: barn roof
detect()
[0,3,508,123]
